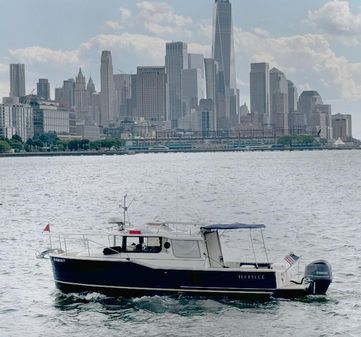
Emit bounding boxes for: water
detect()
[0,151,360,336]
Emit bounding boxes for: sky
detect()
[1,0,361,138]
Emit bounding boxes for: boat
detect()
[40,198,332,299]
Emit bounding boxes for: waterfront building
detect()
[24,96,73,136]
[9,64,26,97]
[250,62,270,125]
[37,79,50,100]
[270,68,289,135]
[0,104,14,138]
[100,50,116,127]
[212,0,238,129]
[332,113,352,141]
[165,41,188,128]
[135,67,167,122]
[1,97,33,140]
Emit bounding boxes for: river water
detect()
[0,151,360,336]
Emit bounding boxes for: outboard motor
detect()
[304,260,332,295]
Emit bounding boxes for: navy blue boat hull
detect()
[50,256,279,298]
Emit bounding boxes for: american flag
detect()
[284,253,300,266]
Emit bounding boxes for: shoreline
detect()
[0,146,359,158]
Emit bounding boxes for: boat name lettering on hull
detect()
[54,258,65,263]
[239,274,265,280]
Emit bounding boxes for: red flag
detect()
[43,224,50,233]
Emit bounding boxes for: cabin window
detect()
[171,240,201,258]
[122,236,162,253]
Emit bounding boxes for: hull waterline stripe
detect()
[55,280,274,295]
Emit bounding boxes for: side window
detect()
[143,237,162,253]
[124,236,143,252]
[172,240,201,258]
[123,236,162,253]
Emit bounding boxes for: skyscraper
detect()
[10,64,26,97]
[165,41,188,128]
[212,0,238,128]
[114,74,132,120]
[270,68,289,135]
[135,67,167,122]
[100,51,116,127]
[37,79,50,100]
[250,63,270,125]
[75,68,88,121]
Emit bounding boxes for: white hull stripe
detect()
[55,280,274,295]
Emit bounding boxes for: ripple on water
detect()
[0,151,360,337]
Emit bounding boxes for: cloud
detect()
[9,47,79,65]
[105,7,132,30]
[105,20,122,30]
[0,63,8,73]
[136,1,193,37]
[119,7,132,21]
[307,0,361,44]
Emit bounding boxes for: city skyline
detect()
[1,0,361,137]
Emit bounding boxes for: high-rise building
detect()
[270,68,289,135]
[100,51,116,127]
[204,58,218,129]
[9,64,26,97]
[250,63,270,125]
[165,41,188,128]
[37,79,50,100]
[74,68,89,121]
[287,80,298,113]
[297,91,332,139]
[182,68,205,117]
[0,104,14,138]
[55,79,75,109]
[135,66,167,122]
[332,114,352,141]
[212,0,238,128]
[297,90,323,127]
[114,74,132,121]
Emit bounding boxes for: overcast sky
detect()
[1,0,361,137]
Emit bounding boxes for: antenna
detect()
[119,194,134,229]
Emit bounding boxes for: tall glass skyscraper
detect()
[212,0,238,129]
[165,41,188,128]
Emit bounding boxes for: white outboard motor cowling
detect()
[304,260,332,295]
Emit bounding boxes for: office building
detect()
[0,104,14,138]
[182,68,205,116]
[165,41,188,127]
[250,63,270,125]
[114,74,132,120]
[270,68,289,135]
[9,64,26,97]
[332,114,352,141]
[37,79,50,100]
[135,67,167,122]
[100,50,116,127]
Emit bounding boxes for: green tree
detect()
[8,138,23,152]
[0,140,11,153]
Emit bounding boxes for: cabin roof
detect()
[201,223,266,230]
